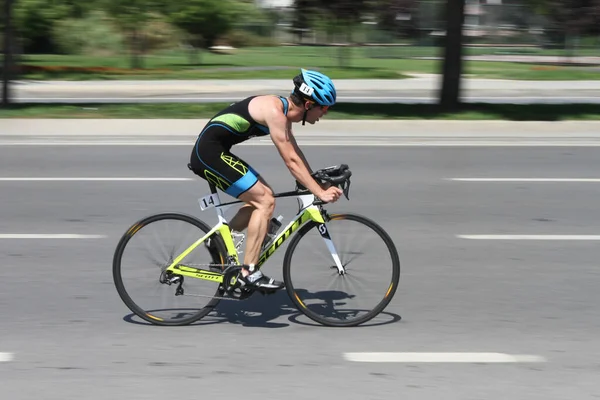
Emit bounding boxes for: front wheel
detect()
[283,213,400,327]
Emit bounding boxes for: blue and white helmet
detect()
[293,68,336,107]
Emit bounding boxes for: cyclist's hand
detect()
[319,186,343,203]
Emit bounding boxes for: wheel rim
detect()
[285,214,399,326]
[114,214,225,325]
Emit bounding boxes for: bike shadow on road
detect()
[207,288,402,329]
[209,290,300,328]
[121,290,296,328]
[123,289,401,328]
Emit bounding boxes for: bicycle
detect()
[112,164,400,327]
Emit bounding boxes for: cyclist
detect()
[189,69,343,291]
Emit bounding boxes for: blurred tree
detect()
[52,10,126,55]
[230,0,276,36]
[438,0,465,110]
[317,0,371,67]
[13,0,66,53]
[102,0,159,68]
[293,0,317,42]
[319,0,370,26]
[371,0,419,39]
[521,0,600,49]
[523,0,550,14]
[2,0,14,106]
[12,0,125,54]
[591,0,600,34]
[540,0,600,54]
[170,0,238,65]
[59,0,95,18]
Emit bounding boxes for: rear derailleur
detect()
[159,270,185,296]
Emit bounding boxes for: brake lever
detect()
[343,179,351,200]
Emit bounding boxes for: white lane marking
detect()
[0,141,192,146]
[343,352,546,363]
[450,178,600,182]
[458,235,600,240]
[0,234,106,239]
[0,353,14,362]
[0,177,193,181]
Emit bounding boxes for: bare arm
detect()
[286,123,313,174]
[268,113,323,197]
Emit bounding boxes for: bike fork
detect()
[317,222,345,275]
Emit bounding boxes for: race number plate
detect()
[198,194,218,211]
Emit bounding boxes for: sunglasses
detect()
[308,102,330,112]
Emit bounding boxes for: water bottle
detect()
[231,230,245,254]
[263,215,283,249]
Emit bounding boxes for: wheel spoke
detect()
[113,214,227,326]
[284,213,400,327]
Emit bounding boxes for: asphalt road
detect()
[11,78,600,104]
[1,138,600,399]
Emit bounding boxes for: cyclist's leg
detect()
[237,178,274,268]
[190,137,257,258]
[235,178,284,290]
[212,155,275,253]
[229,176,273,233]
[191,143,282,290]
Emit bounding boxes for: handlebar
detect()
[296,164,353,202]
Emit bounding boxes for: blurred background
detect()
[1,0,599,78]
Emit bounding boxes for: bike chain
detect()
[180,263,232,269]
[176,292,246,302]
[168,263,260,301]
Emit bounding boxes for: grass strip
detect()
[5,47,600,80]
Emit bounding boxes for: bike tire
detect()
[282,213,400,327]
[112,212,228,326]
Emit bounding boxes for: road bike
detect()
[112,164,400,327]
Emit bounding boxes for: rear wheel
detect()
[283,213,400,327]
[112,213,228,326]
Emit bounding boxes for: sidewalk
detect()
[2,119,600,136]
[12,77,600,94]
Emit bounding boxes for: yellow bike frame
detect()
[163,191,328,284]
